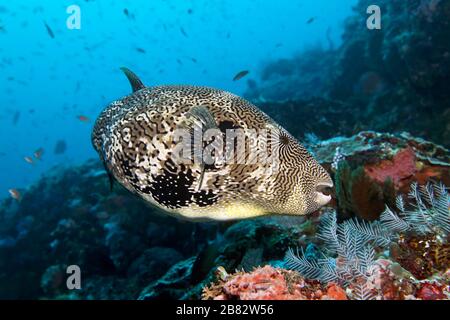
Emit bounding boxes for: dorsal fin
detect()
[120,67,145,92]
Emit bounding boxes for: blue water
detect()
[0,0,356,198]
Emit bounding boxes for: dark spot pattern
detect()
[146,168,219,209]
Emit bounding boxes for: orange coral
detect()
[414,165,450,186]
[324,283,347,300]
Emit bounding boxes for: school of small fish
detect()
[2,4,329,213]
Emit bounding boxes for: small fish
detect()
[54,140,67,155]
[43,21,55,38]
[136,47,146,54]
[8,189,21,201]
[12,111,20,125]
[233,70,249,81]
[306,17,316,24]
[34,148,44,160]
[92,68,333,221]
[24,156,34,164]
[123,8,135,20]
[77,115,90,122]
[180,27,188,37]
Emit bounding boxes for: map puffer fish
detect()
[92,68,333,221]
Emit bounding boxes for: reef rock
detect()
[202,265,348,300]
[311,131,449,220]
[245,0,450,147]
[0,130,447,300]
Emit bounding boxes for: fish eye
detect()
[279,134,290,146]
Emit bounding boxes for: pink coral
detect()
[365,148,417,188]
[207,266,348,300]
[220,266,305,300]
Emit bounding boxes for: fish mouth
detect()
[314,181,334,207]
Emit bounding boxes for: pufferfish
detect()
[92,68,333,221]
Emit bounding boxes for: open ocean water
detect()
[0,0,355,196]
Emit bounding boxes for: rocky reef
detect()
[0,158,218,299]
[0,131,448,300]
[202,265,348,300]
[245,0,450,147]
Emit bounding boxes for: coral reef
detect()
[203,260,449,300]
[0,159,311,299]
[0,0,449,301]
[313,131,449,221]
[202,265,347,300]
[0,159,218,299]
[0,132,447,300]
[284,181,449,300]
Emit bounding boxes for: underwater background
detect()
[0,0,354,196]
[0,0,449,300]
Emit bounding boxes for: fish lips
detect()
[314,181,334,207]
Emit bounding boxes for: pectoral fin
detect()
[180,106,219,191]
[183,105,218,134]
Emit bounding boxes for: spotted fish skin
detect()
[92,73,333,221]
